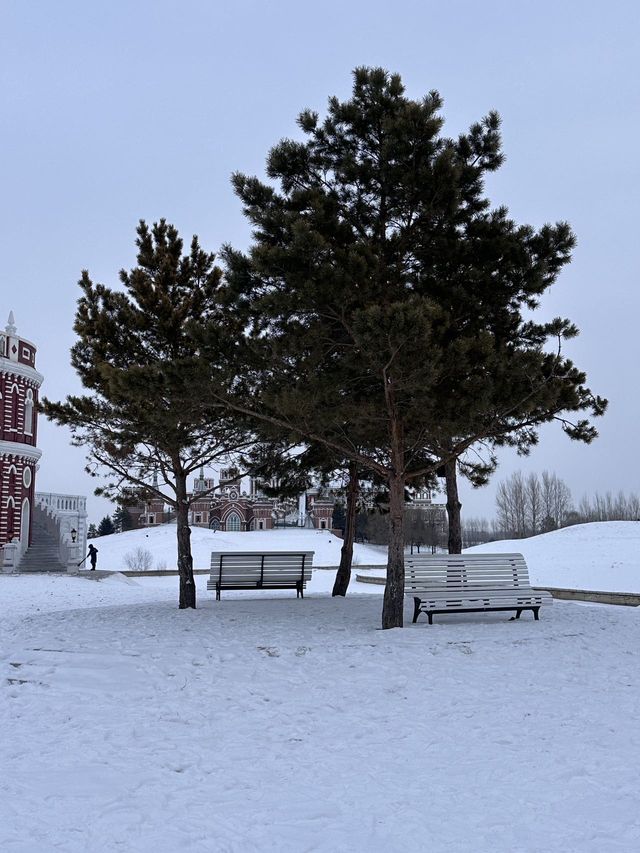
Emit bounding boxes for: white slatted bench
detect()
[405,552,553,625]
[207,551,314,600]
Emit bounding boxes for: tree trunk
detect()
[175,472,196,609]
[382,471,405,629]
[332,463,359,596]
[445,458,463,554]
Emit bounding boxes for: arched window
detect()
[24,389,34,436]
[226,512,241,532]
[6,496,16,541]
[9,384,19,431]
[21,498,30,545]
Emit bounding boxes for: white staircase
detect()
[12,493,88,574]
[18,519,66,572]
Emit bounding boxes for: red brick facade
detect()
[207,486,276,531]
[0,314,43,549]
[131,471,336,533]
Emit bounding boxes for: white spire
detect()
[6,310,16,335]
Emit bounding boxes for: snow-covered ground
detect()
[467,521,640,593]
[91,526,387,572]
[1,570,640,852]
[2,522,640,851]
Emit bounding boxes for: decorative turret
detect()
[1,311,44,564]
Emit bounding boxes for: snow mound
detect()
[98,571,141,586]
[89,525,387,573]
[466,521,640,592]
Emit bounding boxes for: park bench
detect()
[207,551,314,600]
[405,552,553,624]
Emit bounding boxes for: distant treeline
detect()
[466,471,640,545]
[345,470,640,549]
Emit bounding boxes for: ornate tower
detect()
[0,312,43,553]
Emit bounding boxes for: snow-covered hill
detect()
[91,525,387,572]
[467,521,640,592]
[91,521,640,592]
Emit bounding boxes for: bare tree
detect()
[462,517,493,547]
[495,480,515,537]
[497,470,572,537]
[496,472,529,537]
[525,473,543,536]
[572,490,640,523]
[541,471,573,530]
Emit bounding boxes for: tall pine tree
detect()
[43,220,252,608]
[218,68,605,628]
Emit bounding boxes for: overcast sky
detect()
[2,0,638,525]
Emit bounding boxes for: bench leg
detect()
[511,607,540,621]
[413,597,422,623]
[216,585,221,601]
[426,612,433,626]
[297,582,304,599]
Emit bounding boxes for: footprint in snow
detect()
[257,646,280,657]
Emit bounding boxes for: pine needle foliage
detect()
[219,68,606,628]
[43,220,251,608]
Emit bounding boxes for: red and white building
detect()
[193,468,335,532]
[0,312,42,557]
[131,466,335,533]
[1,312,87,572]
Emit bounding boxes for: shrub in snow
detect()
[123,548,154,571]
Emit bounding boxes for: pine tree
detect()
[113,505,135,533]
[219,67,605,628]
[97,515,115,536]
[239,437,364,595]
[87,523,99,539]
[43,220,253,609]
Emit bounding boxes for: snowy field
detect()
[90,521,640,594]
[468,521,640,593]
[91,526,387,572]
[360,521,640,594]
[2,568,640,852]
